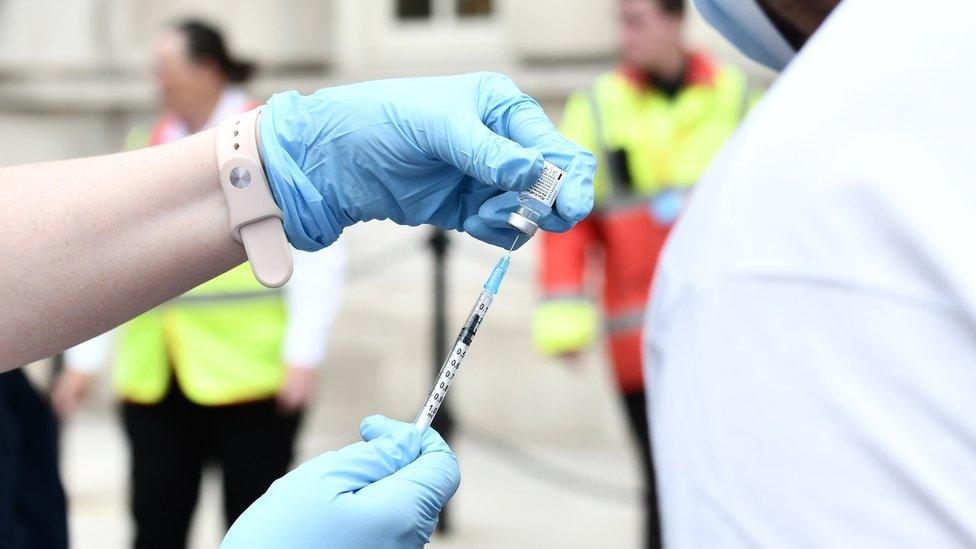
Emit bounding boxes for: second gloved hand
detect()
[258,72,596,250]
[221,415,459,549]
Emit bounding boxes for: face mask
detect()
[693,0,796,71]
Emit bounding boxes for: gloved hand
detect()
[221,415,459,549]
[533,299,599,357]
[258,72,596,251]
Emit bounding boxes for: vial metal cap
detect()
[507,212,538,236]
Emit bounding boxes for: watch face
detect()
[229,166,252,189]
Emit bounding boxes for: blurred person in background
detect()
[49,20,345,549]
[0,369,68,549]
[533,0,754,546]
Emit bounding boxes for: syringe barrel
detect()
[414,289,495,430]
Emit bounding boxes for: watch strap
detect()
[216,107,293,287]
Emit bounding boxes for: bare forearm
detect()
[0,129,245,369]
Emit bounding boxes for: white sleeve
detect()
[282,242,346,368]
[63,330,114,374]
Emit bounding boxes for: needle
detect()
[508,234,520,254]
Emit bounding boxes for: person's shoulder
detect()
[122,125,152,151]
[145,114,183,147]
[121,112,179,151]
[715,63,748,88]
[596,69,627,85]
[688,52,746,89]
[567,70,620,100]
[704,60,751,101]
[578,69,640,105]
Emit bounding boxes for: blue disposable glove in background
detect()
[259,72,596,251]
[221,416,459,549]
[650,188,687,226]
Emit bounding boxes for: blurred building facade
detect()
[0,0,765,164]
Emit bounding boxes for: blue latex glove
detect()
[221,416,459,549]
[650,188,687,225]
[258,72,596,251]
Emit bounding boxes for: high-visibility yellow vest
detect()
[534,57,756,367]
[113,263,287,406]
[560,57,753,207]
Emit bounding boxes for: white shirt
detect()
[66,89,346,373]
[645,0,976,547]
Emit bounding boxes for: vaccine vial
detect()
[507,161,565,236]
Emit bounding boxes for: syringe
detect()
[414,161,565,431]
[413,253,511,431]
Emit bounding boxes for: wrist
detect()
[258,92,345,252]
[216,107,293,287]
[170,129,248,270]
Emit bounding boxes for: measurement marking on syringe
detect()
[414,256,509,431]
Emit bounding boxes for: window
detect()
[396,0,493,21]
[397,0,432,19]
[455,0,492,17]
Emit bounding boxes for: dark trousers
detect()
[0,370,68,549]
[621,390,662,549]
[122,381,301,549]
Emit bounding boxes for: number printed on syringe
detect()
[424,325,471,421]
[414,254,509,431]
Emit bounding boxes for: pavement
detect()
[60,403,643,549]
[49,220,647,549]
